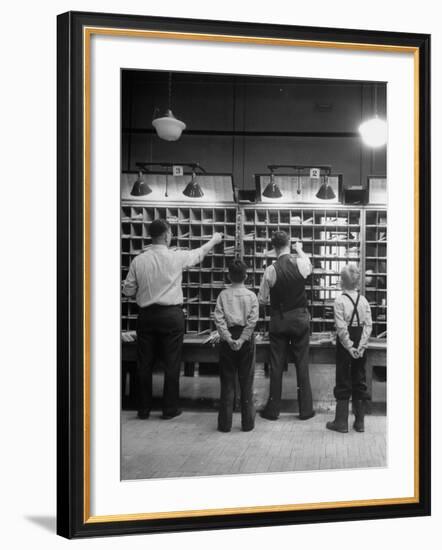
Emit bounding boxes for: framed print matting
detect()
[57,11,431,538]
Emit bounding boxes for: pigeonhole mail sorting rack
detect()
[121,201,240,336]
[121,174,387,339]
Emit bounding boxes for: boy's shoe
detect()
[353,400,365,432]
[326,400,349,433]
[161,409,182,420]
[217,426,231,433]
[137,409,150,420]
[298,411,316,421]
[241,424,255,432]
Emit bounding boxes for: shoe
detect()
[353,400,365,432]
[217,426,231,433]
[260,410,278,421]
[161,409,182,420]
[137,409,150,419]
[298,411,316,421]
[326,400,349,433]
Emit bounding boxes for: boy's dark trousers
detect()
[136,304,185,416]
[334,325,370,401]
[218,325,255,432]
[263,307,314,418]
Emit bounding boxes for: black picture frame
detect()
[57,10,431,539]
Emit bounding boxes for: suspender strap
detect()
[343,293,361,326]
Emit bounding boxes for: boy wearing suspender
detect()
[327,265,373,433]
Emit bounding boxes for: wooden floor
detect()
[121,410,387,480]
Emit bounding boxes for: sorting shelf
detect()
[364,209,388,337]
[121,204,238,333]
[121,202,387,339]
[241,206,363,334]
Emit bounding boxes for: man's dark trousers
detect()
[136,304,184,415]
[264,307,313,418]
[218,326,255,432]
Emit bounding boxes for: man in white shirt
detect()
[123,219,223,419]
[258,231,315,421]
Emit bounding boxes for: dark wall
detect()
[122,71,386,190]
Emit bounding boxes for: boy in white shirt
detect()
[214,260,259,432]
[326,264,373,433]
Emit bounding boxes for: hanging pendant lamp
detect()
[183,171,204,198]
[315,174,336,200]
[262,172,283,198]
[130,171,152,196]
[152,73,186,141]
[359,83,387,147]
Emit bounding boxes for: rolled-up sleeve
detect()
[122,260,138,297]
[241,294,259,341]
[213,294,230,341]
[334,297,353,350]
[258,265,275,305]
[359,300,373,349]
[296,256,312,278]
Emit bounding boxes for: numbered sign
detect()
[310,167,321,179]
[173,165,184,176]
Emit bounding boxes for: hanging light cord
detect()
[168,72,172,111]
[374,83,378,117]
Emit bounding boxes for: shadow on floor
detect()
[25,515,56,533]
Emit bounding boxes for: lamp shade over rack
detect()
[262,173,283,198]
[130,171,152,196]
[183,173,204,198]
[315,177,336,200]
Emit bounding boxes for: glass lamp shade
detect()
[315,181,336,200]
[152,109,186,141]
[130,172,152,196]
[183,175,204,198]
[358,116,387,147]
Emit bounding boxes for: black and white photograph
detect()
[1,0,437,545]
[120,69,388,480]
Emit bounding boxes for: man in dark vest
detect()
[258,231,315,421]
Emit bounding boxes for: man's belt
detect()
[140,303,183,311]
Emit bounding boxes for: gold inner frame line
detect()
[82,26,420,524]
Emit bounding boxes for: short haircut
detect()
[228,259,248,283]
[341,264,361,291]
[148,219,170,239]
[271,231,290,250]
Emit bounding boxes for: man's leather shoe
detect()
[241,425,255,432]
[217,426,231,433]
[137,409,150,420]
[260,410,278,421]
[161,409,183,420]
[298,410,316,421]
